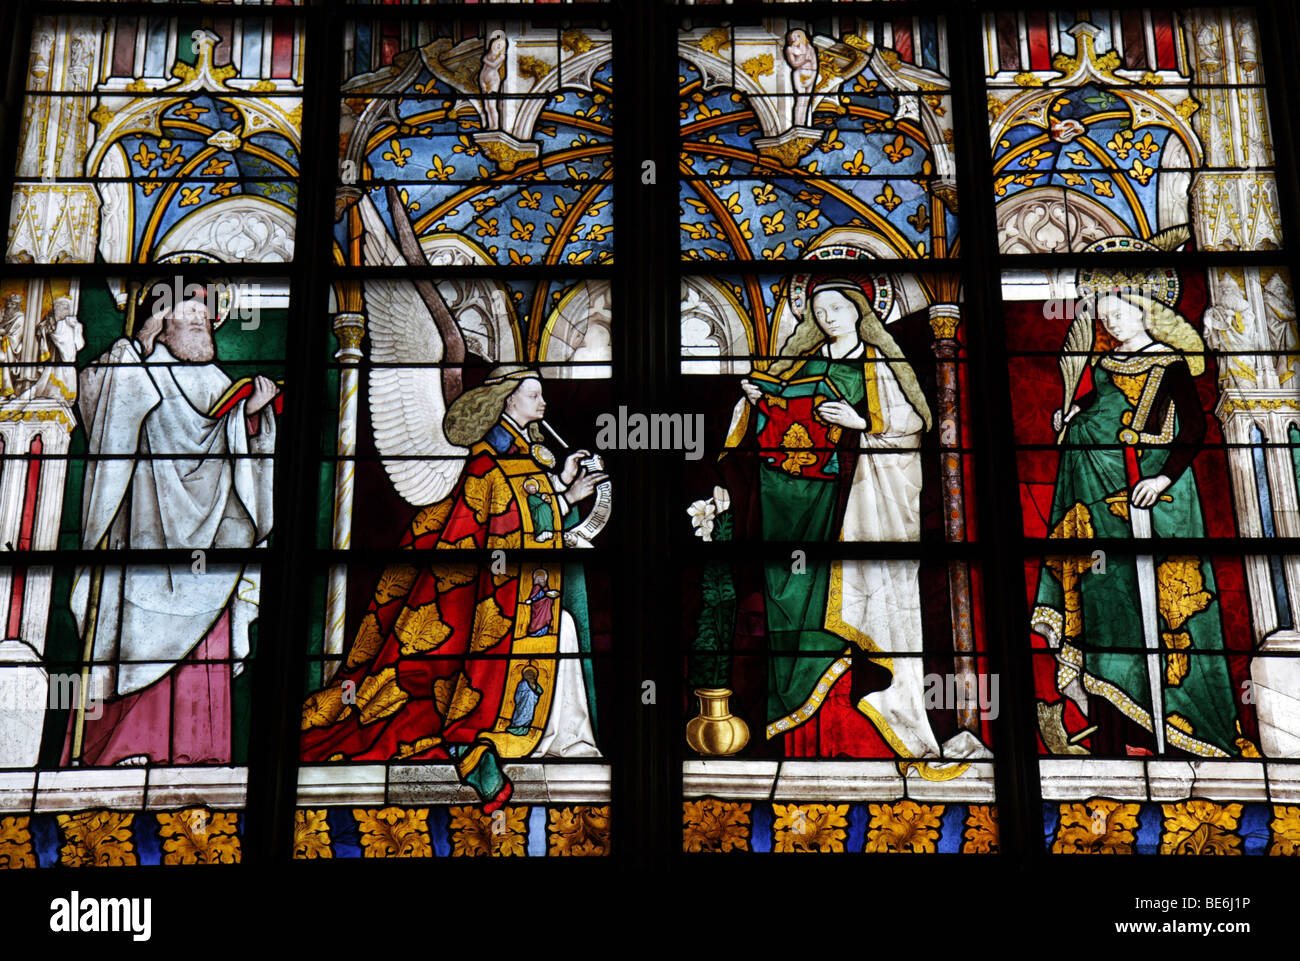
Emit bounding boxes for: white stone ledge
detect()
[906,762,998,802]
[1039,758,1286,802]
[685,759,996,802]
[683,760,779,800]
[0,762,613,812]
[33,768,148,812]
[296,764,386,806]
[145,766,247,810]
[23,767,248,812]
[0,771,36,811]
[1039,758,1148,801]
[300,762,613,807]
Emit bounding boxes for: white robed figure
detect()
[63,296,278,767]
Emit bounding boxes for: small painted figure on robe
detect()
[524,568,561,637]
[507,665,543,736]
[300,367,607,811]
[1033,269,1255,758]
[524,477,555,542]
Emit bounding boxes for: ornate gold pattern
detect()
[354,807,432,858]
[740,54,774,81]
[0,408,75,429]
[374,566,418,605]
[1109,370,1147,407]
[1167,713,1195,735]
[773,803,849,852]
[470,596,513,652]
[463,470,514,523]
[56,811,137,867]
[433,671,482,722]
[682,800,751,853]
[517,56,552,83]
[301,682,352,730]
[1157,557,1214,631]
[1052,800,1140,854]
[864,801,944,853]
[433,563,477,593]
[412,498,455,537]
[548,806,610,856]
[1160,801,1242,855]
[1164,631,1193,686]
[293,809,332,859]
[478,138,534,173]
[696,29,731,56]
[395,735,442,759]
[963,806,999,854]
[778,422,818,475]
[356,666,410,724]
[394,600,452,654]
[157,808,241,864]
[1219,396,1300,413]
[560,29,593,54]
[757,135,822,168]
[1270,806,1300,855]
[1044,502,1096,644]
[449,805,527,857]
[346,613,384,669]
[0,816,36,869]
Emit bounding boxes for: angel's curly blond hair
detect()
[443,366,545,446]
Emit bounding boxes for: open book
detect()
[207,378,284,419]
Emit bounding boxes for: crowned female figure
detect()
[1033,264,1253,758]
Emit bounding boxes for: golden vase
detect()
[685,688,750,756]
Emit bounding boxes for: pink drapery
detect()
[60,610,233,767]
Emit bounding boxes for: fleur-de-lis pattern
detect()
[987,72,1221,248]
[679,46,955,261]
[340,58,613,267]
[109,93,302,263]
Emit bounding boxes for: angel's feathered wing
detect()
[359,195,467,506]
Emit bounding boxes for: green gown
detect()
[1032,352,1242,757]
[750,351,869,729]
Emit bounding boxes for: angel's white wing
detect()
[359,195,467,506]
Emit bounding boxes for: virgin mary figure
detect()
[1032,264,1253,758]
[300,366,607,810]
[724,276,988,772]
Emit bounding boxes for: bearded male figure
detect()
[62,296,279,767]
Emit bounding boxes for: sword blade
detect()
[1131,505,1166,754]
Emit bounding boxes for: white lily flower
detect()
[711,486,731,512]
[687,499,716,541]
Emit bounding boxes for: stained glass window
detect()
[303,17,616,858]
[2,0,1300,938]
[987,7,1300,858]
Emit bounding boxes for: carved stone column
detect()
[6,17,102,264]
[929,302,978,733]
[322,311,365,683]
[1179,12,1300,754]
[0,402,76,766]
